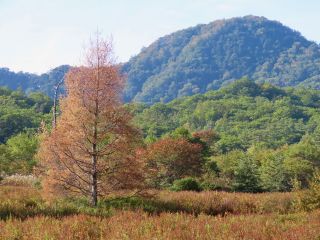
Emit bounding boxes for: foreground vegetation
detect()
[0,185,298,219]
[0,184,319,239]
[1,210,320,240]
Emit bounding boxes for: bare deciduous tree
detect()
[37,35,144,206]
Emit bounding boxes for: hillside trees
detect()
[37,37,144,206]
[132,79,320,153]
[0,87,51,144]
[123,16,320,104]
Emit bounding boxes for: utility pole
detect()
[52,79,63,129]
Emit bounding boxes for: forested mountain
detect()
[0,65,70,97]
[1,16,320,103]
[130,78,320,153]
[123,15,320,104]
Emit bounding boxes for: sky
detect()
[0,0,319,73]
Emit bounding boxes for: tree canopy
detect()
[131,78,320,152]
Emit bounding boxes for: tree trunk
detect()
[91,148,98,206]
[90,81,99,206]
[90,113,98,206]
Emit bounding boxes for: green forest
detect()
[129,78,320,192]
[1,78,320,193]
[132,78,320,150]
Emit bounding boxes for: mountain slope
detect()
[123,15,320,104]
[0,65,70,97]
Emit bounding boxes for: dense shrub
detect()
[171,177,202,192]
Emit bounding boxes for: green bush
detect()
[171,177,202,192]
[200,178,232,191]
[299,169,320,211]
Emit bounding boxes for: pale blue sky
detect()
[0,0,319,73]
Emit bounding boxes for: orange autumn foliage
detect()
[37,37,145,205]
[192,129,219,146]
[139,137,204,188]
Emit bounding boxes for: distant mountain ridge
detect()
[123,15,320,104]
[0,65,70,97]
[1,16,320,102]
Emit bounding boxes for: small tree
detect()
[233,155,261,192]
[140,137,203,188]
[259,153,286,192]
[6,132,39,174]
[37,36,144,206]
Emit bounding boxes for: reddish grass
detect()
[157,190,297,215]
[0,185,318,239]
[0,210,319,240]
[0,186,40,201]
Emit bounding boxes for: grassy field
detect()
[1,211,320,240]
[0,185,319,240]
